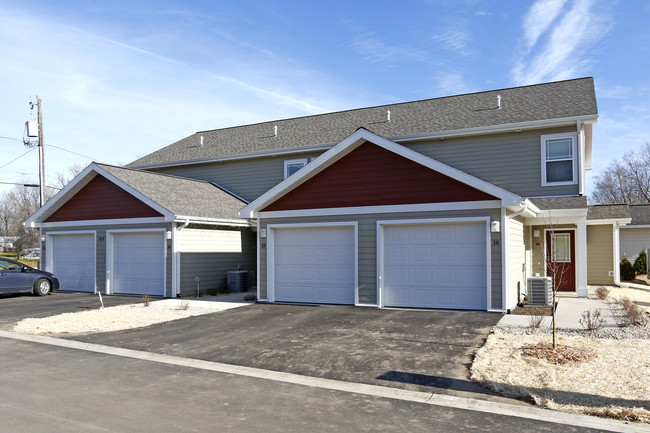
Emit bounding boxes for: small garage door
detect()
[382,222,487,310]
[110,231,165,296]
[273,226,355,304]
[49,233,96,292]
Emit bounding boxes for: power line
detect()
[0,148,35,170]
[47,143,102,162]
[0,135,22,143]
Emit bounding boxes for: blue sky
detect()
[0,0,649,197]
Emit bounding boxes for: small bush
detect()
[142,294,151,307]
[618,297,648,326]
[579,309,605,331]
[243,294,257,302]
[528,314,545,330]
[620,257,636,281]
[595,286,610,300]
[633,250,648,275]
[177,300,190,311]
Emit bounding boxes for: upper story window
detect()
[541,133,578,186]
[284,158,307,179]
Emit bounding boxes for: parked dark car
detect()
[0,257,59,296]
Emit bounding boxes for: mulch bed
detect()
[521,342,595,365]
[510,301,558,316]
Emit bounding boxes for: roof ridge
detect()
[193,77,595,135]
[97,162,215,185]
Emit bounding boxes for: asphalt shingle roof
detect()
[98,164,248,221]
[129,77,598,168]
[530,196,588,210]
[587,204,631,220]
[628,204,650,225]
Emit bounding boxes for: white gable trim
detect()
[25,163,174,227]
[238,129,522,218]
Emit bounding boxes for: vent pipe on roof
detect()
[386,110,391,123]
[497,95,502,110]
[199,135,203,147]
[274,125,278,138]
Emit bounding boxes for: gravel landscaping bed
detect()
[13,301,223,335]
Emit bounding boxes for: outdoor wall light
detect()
[533,229,540,238]
[166,231,172,240]
[490,220,500,233]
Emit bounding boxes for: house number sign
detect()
[491,239,500,247]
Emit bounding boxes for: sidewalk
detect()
[497,295,618,330]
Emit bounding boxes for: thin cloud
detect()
[430,27,471,56]
[512,0,609,85]
[522,0,568,52]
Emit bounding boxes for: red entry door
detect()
[546,230,576,292]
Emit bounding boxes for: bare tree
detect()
[592,143,650,204]
[53,163,85,190]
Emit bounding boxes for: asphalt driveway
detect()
[66,302,509,402]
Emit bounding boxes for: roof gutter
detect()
[173,216,253,228]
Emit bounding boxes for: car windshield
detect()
[0,259,23,271]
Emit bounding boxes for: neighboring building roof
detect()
[587,204,631,220]
[129,77,598,168]
[97,164,248,221]
[530,196,588,210]
[628,204,650,225]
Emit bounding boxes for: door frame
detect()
[376,217,491,309]
[544,228,576,292]
[106,228,166,296]
[266,222,358,304]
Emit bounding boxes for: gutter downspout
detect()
[178,218,190,230]
[504,200,529,311]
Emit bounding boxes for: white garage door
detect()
[49,233,95,292]
[273,226,355,304]
[382,222,487,310]
[110,231,165,296]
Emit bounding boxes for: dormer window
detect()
[541,133,578,186]
[284,158,307,179]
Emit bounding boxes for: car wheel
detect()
[34,278,51,296]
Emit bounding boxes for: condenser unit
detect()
[227,270,249,293]
[527,277,553,306]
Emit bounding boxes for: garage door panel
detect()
[50,234,95,292]
[383,222,487,310]
[273,226,355,305]
[111,232,164,296]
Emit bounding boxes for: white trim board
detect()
[258,200,502,219]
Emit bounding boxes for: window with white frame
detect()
[284,158,307,179]
[541,133,577,186]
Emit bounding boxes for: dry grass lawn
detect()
[472,332,650,423]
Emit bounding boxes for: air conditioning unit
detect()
[527,277,553,306]
[227,270,249,293]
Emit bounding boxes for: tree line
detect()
[591,143,650,204]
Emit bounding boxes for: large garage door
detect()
[49,233,95,292]
[110,231,165,296]
[273,226,355,304]
[382,222,487,310]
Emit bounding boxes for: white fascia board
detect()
[173,216,253,227]
[620,224,650,229]
[35,217,169,229]
[537,208,588,218]
[258,200,501,219]
[133,115,599,171]
[587,218,632,226]
[239,128,521,218]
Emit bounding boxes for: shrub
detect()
[595,286,610,300]
[618,297,648,326]
[142,294,151,307]
[579,309,605,331]
[244,294,257,302]
[633,250,648,275]
[620,257,636,281]
[528,314,545,330]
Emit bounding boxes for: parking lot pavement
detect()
[68,303,515,404]
[0,292,140,330]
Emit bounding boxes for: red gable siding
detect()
[263,141,497,212]
[45,175,163,222]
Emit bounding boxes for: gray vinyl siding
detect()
[620,228,650,264]
[259,208,502,310]
[405,127,578,198]
[42,222,174,296]
[179,229,256,297]
[150,151,324,203]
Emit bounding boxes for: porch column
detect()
[577,218,588,297]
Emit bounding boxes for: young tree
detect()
[592,143,650,204]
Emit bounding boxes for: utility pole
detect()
[36,96,45,207]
